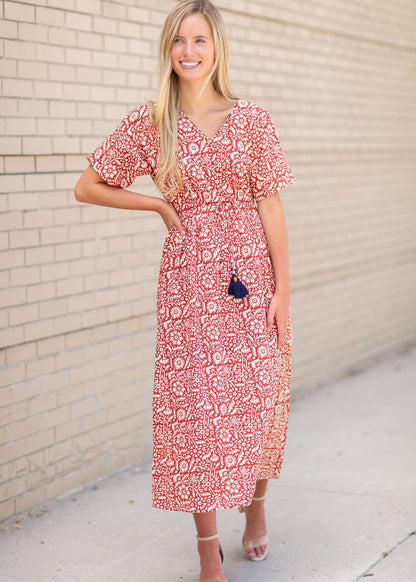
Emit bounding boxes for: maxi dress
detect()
[87,98,297,513]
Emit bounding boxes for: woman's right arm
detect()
[74,165,184,232]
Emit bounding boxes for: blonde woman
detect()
[75,0,296,580]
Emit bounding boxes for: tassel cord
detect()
[217,201,249,299]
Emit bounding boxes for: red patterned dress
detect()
[87,98,297,513]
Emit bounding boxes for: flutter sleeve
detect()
[87,104,157,188]
[250,107,296,201]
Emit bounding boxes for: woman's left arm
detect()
[256,191,290,348]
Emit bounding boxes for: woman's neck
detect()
[178,81,223,114]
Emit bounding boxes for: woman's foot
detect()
[242,497,269,561]
[197,537,227,582]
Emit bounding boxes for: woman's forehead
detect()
[176,13,212,36]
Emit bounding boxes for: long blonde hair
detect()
[148,0,237,197]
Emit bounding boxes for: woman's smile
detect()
[180,61,201,69]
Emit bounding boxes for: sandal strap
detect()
[196,533,219,542]
[252,493,266,501]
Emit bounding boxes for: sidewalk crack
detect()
[353,529,416,580]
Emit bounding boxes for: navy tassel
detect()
[228,267,249,298]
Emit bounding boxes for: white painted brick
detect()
[8,192,38,212]
[75,0,101,14]
[23,209,54,229]
[37,118,66,136]
[0,173,25,194]
[24,318,54,343]
[68,257,95,277]
[35,6,65,27]
[26,281,56,303]
[17,55,47,79]
[25,245,54,265]
[40,225,68,245]
[0,286,26,309]
[37,334,65,358]
[0,232,9,250]
[0,248,25,269]
[66,119,93,136]
[24,173,55,192]
[18,98,48,118]
[18,22,48,43]
[9,303,39,326]
[0,20,18,40]
[47,62,77,84]
[34,80,63,99]
[77,31,103,50]
[10,265,41,287]
[62,82,90,101]
[104,34,127,54]
[102,3,126,19]
[93,16,117,35]
[66,47,92,66]
[0,137,22,155]
[48,26,76,47]
[47,0,74,10]
[5,156,35,174]
[38,297,66,319]
[0,98,18,117]
[92,49,118,68]
[5,2,35,22]
[9,230,40,249]
[65,11,92,31]
[40,261,69,283]
[6,117,36,136]
[2,78,33,98]
[1,58,18,78]
[39,191,68,209]
[22,137,52,155]
[49,101,77,118]
[76,66,102,85]
[6,341,36,366]
[36,42,65,63]
[52,137,80,154]
[127,7,150,23]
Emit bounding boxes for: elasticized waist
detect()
[179,199,256,215]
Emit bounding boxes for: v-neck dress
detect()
[87,98,297,513]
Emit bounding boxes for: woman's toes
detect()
[255,543,267,557]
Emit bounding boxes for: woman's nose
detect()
[182,41,195,56]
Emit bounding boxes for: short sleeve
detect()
[250,108,296,201]
[87,104,157,188]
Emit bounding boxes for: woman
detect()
[75,1,296,580]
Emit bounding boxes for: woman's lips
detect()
[180,61,201,69]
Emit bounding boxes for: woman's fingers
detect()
[266,303,276,330]
[161,201,185,233]
[277,313,288,347]
[267,302,288,347]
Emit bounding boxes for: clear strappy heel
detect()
[238,493,269,561]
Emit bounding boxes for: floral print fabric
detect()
[87,98,297,513]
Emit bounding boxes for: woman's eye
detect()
[196,39,205,43]
[173,38,183,43]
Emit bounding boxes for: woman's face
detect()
[170,13,215,84]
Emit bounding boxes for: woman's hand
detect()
[266,289,290,348]
[158,200,185,233]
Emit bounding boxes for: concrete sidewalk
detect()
[1,345,415,582]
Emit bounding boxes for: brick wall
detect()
[1,0,415,522]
